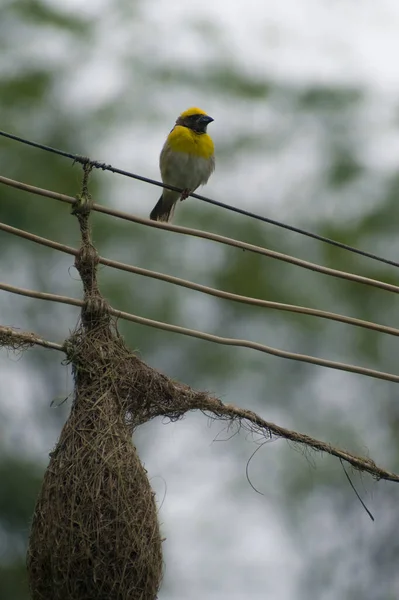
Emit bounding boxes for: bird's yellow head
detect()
[176,107,214,134]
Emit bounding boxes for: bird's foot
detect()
[180,189,191,201]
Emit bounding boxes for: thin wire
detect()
[2,316,398,485]
[1,315,398,486]
[2,175,399,295]
[2,220,399,339]
[0,282,82,308]
[1,129,399,269]
[2,280,399,385]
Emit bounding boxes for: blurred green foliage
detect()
[1,2,399,599]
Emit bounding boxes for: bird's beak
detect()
[200,115,214,125]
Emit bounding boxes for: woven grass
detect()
[27,300,163,600]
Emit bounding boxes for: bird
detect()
[150,107,215,222]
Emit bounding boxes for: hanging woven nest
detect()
[27,319,163,600]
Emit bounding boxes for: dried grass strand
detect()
[1,316,397,485]
[0,324,63,352]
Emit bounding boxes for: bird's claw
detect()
[180,189,191,201]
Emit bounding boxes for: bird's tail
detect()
[149,191,179,222]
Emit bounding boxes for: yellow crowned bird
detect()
[150,107,215,222]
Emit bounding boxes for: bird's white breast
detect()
[160,144,214,192]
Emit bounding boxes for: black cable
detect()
[1,128,398,269]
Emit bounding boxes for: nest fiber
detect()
[27,320,163,600]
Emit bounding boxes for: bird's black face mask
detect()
[177,113,214,134]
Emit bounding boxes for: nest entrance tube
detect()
[27,202,163,599]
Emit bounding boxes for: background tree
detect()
[1,1,399,598]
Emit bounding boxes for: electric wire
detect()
[2,280,399,385]
[1,128,399,269]
[1,220,399,339]
[1,175,399,295]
